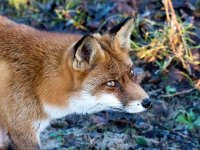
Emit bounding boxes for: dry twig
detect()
[160,88,195,98]
[162,0,192,72]
[148,88,162,95]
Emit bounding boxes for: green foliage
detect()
[8,0,27,10]
[54,0,114,30]
[175,110,200,130]
[131,16,200,68]
[135,136,148,146]
[49,129,64,142]
[54,0,85,29]
[67,147,77,150]
[131,15,200,89]
[165,85,177,94]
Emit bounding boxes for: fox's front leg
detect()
[0,126,9,150]
[8,127,40,150]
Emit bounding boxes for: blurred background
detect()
[0,0,200,149]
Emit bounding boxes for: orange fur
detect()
[0,16,150,149]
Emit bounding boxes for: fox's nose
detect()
[141,98,152,109]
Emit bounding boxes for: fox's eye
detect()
[106,80,116,87]
[130,68,134,77]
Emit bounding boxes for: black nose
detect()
[142,98,152,109]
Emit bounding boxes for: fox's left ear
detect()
[72,35,104,72]
[109,17,134,51]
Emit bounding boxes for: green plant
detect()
[54,0,87,30]
[131,17,200,69]
[135,136,148,146]
[165,85,177,94]
[175,110,200,130]
[131,0,200,89]
[8,0,28,10]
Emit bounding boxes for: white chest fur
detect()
[33,119,50,146]
[33,91,122,144]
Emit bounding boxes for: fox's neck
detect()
[36,34,83,107]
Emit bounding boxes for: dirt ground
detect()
[40,86,200,150]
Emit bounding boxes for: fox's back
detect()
[0,16,80,85]
[0,16,80,61]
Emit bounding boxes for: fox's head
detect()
[62,17,152,114]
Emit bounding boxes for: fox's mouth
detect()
[104,102,152,114]
[86,97,152,114]
[106,106,147,114]
[107,106,127,112]
[108,99,152,114]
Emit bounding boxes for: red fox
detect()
[0,16,151,149]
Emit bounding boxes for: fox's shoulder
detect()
[0,16,15,25]
[0,15,39,39]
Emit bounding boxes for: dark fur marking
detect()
[73,35,94,63]
[109,17,132,35]
[81,44,92,63]
[74,34,90,51]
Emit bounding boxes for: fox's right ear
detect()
[109,17,134,51]
[72,35,104,72]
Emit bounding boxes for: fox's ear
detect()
[72,35,103,71]
[109,17,134,51]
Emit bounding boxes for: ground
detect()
[0,0,200,149]
[40,86,200,150]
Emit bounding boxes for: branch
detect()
[161,88,195,98]
[148,88,162,95]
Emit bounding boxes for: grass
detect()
[174,109,200,130]
[131,0,200,90]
